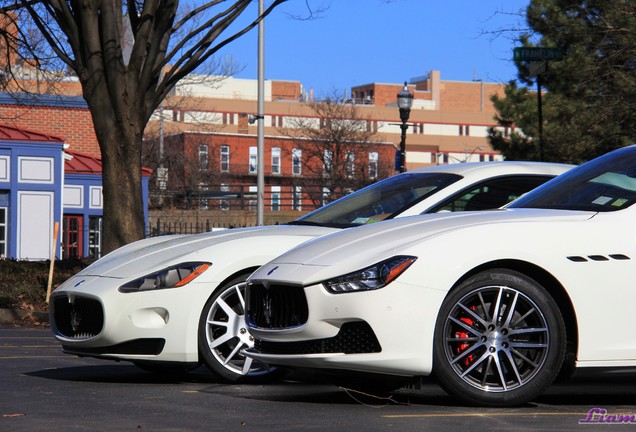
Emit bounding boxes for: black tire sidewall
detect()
[433,269,566,407]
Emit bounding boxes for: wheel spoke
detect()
[223,341,246,365]
[460,350,491,378]
[511,307,536,328]
[449,316,481,336]
[502,349,523,386]
[241,355,254,375]
[492,287,504,322]
[234,284,246,314]
[477,291,491,322]
[451,341,484,366]
[492,353,508,391]
[502,291,519,328]
[215,297,240,321]
[508,327,547,336]
[458,303,488,328]
[510,348,540,368]
[509,341,547,349]
[208,320,229,327]
[210,331,234,349]
[480,355,494,387]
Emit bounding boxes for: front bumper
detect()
[49,275,214,363]
[245,279,447,376]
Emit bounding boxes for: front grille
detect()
[246,282,308,329]
[52,295,104,339]
[253,321,382,355]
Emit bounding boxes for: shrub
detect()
[0,259,92,311]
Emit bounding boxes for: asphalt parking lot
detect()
[2,324,636,431]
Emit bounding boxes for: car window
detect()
[429,175,556,213]
[289,172,462,228]
[511,146,636,212]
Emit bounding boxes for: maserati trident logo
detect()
[70,307,82,332]
[262,294,273,326]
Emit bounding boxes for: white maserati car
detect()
[49,161,571,382]
[245,145,636,406]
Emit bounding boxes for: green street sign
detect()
[513,47,564,62]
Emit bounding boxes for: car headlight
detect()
[323,256,417,294]
[119,262,211,293]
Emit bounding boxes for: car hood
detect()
[251,209,595,282]
[78,225,334,278]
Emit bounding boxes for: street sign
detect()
[514,47,564,62]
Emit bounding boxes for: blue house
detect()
[0,124,150,260]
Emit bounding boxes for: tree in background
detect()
[489,0,636,164]
[0,1,292,253]
[278,97,393,207]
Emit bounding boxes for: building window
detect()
[220,183,230,211]
[199,144,209,170]
[88,216,102,259]
[292,148,302,175]
[248,186,257,211]
[220,145,230,172]
[249,146,257,173]
[271,186,281,211]
[369,152,378,179]
[0,206,6,258]
[199,183,208,209]
[271,147,281,174]
[292,185,302,211]
[346,151,355,178]
[322,187,331,207]
[323,149,333,176]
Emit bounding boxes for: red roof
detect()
[0,123,65,143]
[65,150,153,176]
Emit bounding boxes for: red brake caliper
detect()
[455,310,476,366]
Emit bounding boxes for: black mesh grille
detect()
[246,282,308,329]
[52,295,104,339]
[253,321,382,355]
[63,339,165,356]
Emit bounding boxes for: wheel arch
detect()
[213,266,260,296]
[451,259,579,367]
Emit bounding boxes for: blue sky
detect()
[216,0,530,97]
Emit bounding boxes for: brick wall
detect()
[0,103,100,156]
[271,81,302,101]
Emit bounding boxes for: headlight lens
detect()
[119,262,211,293]
[323,256,417,294]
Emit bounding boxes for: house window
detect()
[63,215,83,259]
[199,144,209,170]
[271,186,281,211]
[271,147,281,174]
[369,152,378,179]
[346,152,355,178]
[0,206,7,258]
[292,186,302,211]
[88,216,102,259]
[220,145,230,172]
[249,146,257,173]
[248,186,257,211]
[199,183,208,209]
[292,148,302,175]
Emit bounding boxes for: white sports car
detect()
[245,145,636,406]
[49,161,570,382]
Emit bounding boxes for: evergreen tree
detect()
[489,0,636,163]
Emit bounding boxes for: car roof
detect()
[405,161,574,177]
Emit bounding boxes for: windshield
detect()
[510,146,636,212]
[289,172,462,228]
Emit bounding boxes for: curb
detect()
[0,308,49,324]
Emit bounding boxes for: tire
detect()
[198,274,279,382]
[433,269,566,407]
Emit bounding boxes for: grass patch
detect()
[0,259,92,312]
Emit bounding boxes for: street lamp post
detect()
[397,82,414,173]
